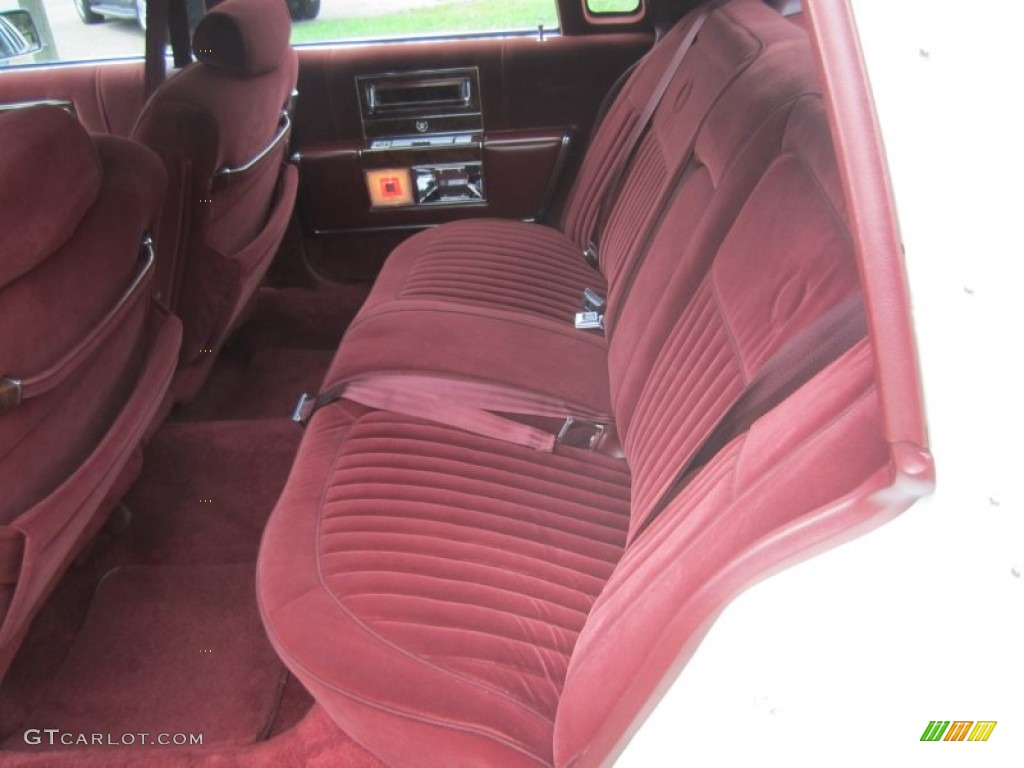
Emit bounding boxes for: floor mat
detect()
[117,419,301,566]
[12,564,285,751]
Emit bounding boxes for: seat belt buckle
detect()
[582,287,606,313]
[574,311,605,331]
[583,241,599,268]
[292,392,315,426]
[556,416,610,451]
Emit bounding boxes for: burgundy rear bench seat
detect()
[315,0,811,421]
[258,2,912,766]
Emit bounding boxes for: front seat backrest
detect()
[133,0,299,402]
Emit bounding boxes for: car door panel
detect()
[299,128,568,233]
[292,33,650,281]
[0,61,145,135]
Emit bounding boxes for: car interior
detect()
[0,0,933,765]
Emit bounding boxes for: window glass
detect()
[0,0,144,66]
[290,0,559,45]
[0,0,560,70]
[585,0,640,16]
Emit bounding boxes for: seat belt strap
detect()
[583,2,717,267]
[632,292,869,541]
[293,374,614,453]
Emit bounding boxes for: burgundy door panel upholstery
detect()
[0,106,181,678]
[300,129,568,234]
[257,1,933,765]
[0,62,146,136]
[133,0,299,402]
[294,36,649,146]
[292,34,649,276]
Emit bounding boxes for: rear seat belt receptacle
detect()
[574,311,605,331]
[557,416,621,456]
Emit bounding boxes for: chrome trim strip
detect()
[9,234,155,405]
[0,376,23,414]
[0,98,76,117]
[215,111,291,178]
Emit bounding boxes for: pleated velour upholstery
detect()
[555,343,888,765]
[256,3,882,766]
[623,281,745,535]
[260,405,631,767]
[393,220,602,324]
[620,97,859,540]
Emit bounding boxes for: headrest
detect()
[193,0,292,77]
[0,105,101,288]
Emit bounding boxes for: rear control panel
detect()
[356,68,485,209]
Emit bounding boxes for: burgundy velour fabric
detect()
[554,342,887,765]
[0,107,101,287]
[322,0,810,421]
[255,2,882,765]
[0,120,180,678]
[192,0,292,77]
[258,404,632,767]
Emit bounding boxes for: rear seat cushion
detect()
[555,341,888,765]
[258,401,631,768]
[358,219,602,324]
[329,218,611,417]
[0,106,101,287]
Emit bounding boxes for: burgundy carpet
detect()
[0,279,387,766]
[10,565,283,751]
[115,419,301,565]
[173,348,334,423]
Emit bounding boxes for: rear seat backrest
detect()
[559,0,806,289]
[593,4,764,289]
[553,95,868,764]
[619,97,859,542]
[604,26,821,380]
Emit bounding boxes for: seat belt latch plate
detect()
[582,288,606,312]
[292,392,315,426]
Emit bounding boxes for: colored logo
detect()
[921,721,997,742]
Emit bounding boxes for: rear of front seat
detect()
[0,105,181,678]
[133,0,299,403]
